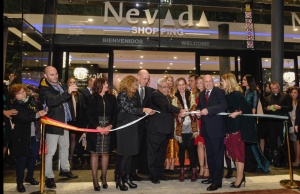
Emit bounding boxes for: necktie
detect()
[140,87,144,104]
[205,90,210,105]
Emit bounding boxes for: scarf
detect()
[16,95,42,141]
[172,91,199,143]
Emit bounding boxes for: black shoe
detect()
[150,176,160,184]
[59,171,78,179]
[130,173,142,181]
[116,176,128,191]
[207,183,222,191]
[24,177,39,185]
[100,175,108,189]
[159,174,168,181]
[201,179,213,184]
[124,174,137,189]
[45,178,56,189]
[16,184,26,193]
[230,173,246,188]
[225,170,233,179]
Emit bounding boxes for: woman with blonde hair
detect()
[164,75,178,173]
[116,75,155,191]
[221,73,257,188]
[172,77,198,182]
[193,77,209,179]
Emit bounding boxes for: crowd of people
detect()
[3,66,300,192]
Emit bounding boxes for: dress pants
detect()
[147,130,170,177]
[16,136,40,184]
[204,136,224,185]
[45,130,70,178]
[268,120,284,151]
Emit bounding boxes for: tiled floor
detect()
[3,175,300,194]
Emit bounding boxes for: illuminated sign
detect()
[104,1,209,36]
[74,67,88,80]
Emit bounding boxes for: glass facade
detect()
[3,0,300,91]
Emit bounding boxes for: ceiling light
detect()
[238,58,240,60]
[107,55,109,57]
[170,63,172,65]
[87,61,90,63]
[136,3,139,6]
[264,69,266,70]
[24,53,28,55]
[200,63,201,65]
[88,19,93,22]
[143,21,147,24]
[265,59,268,61]
[174,57,177,59]
[213,72,216,73]
[140,66,142,68]
[115,70,117,71]
[194,68,196,69]
[140,62,143,64]
[165,71,167,72]
[44,64,47,66]
[140,56,143,58]
[113,66,116,68]
[196,24,199,26]
[23,33,26,36]
[206,58,209,60]
[295,28,298,31]
[164,76,166,77]
[167,67,170,69]
[36,60,39,62]
[290,66,293,68]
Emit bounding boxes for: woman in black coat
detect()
[116,75,154,191]
[82,78,118,191]
[10,84,48,193]
[66,78,86,167]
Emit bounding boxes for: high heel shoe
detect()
[100,175,108,189]
[124,174,137,188]
[116,175,128,191]
[198,166,205,179]
[93,182,101,191]
[230,173,246,188]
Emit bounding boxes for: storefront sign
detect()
[104,1,209,37]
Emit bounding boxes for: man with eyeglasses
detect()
[147,78,187,184]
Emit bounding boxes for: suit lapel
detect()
[201,91,206,108]
[142,86,148,106]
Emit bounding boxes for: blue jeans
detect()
[16,136,40,184]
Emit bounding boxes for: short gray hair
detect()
[157,78,167,87]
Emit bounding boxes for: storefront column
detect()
[3,26,8,80]
[271,0,284,91]
[218,24,230,77]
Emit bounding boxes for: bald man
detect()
[195,75,227,191]
[130,69,155,180]
[39,66,79,189]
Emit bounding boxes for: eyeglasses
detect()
[160,86,169,89]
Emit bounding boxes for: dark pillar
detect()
[108,50,114,88]
[295,56,299,87]
[195,51,200,76]
[3,26,8,80]
[43,0,57,41]
[271,0,284,91]
[235,56,239,83]
[218,24,230,77]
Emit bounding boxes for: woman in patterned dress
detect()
[165,75,179,173]
[85,78,118,191]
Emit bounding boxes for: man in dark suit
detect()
[130,69,155,181]
[147,78,187,184]
[262,81,292,167]
[195,75,227,191]
[77,77,95,164]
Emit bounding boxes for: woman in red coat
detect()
[194,77,209,179]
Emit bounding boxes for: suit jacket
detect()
[38,78,74,135]
[135,86,155,129]
[196,87,227,138]
[262,92,293,116]
[148,90,181,136]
